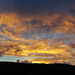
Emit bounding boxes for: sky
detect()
[0,0,75,65]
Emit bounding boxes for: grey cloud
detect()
[0,0,75,15]
[69,43,75,48]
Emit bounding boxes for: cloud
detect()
[0,12,75,64]
[31,56,71,64]
[0,0,75,64]
[0,40,74,64]
[0,0,75,15]
[69,43,75,48]
[0,12,75,38]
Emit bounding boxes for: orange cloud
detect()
[0,40,74,64]
[0,12,75,38]
[0,12,75,64]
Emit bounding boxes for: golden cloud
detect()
[0,12,75,64]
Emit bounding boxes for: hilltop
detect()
[0,62,75,75]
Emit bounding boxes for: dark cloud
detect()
[69,43,75,48]
[0,0,75,15]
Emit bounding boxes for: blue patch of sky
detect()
[56,33,74,38]
[22,31,54,40]
[22,33,37,40]
[56,33,74,44]
[56,33,66,38]
[39,34,54,40]
[0,35,13,41]
[20,32,74,45]
[0,55,25,62]
[64,40,72,44]
[0,35,4,38]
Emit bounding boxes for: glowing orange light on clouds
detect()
[0,12,75,64]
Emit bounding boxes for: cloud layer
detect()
[0,0,75,64]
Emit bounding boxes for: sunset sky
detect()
[0,0,75,65]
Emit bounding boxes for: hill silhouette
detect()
[0,62,75,75]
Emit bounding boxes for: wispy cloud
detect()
[0,0,75,64]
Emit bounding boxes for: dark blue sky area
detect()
[0,0,75,15]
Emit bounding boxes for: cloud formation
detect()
[0,0,75,15]
[0,0,75,64]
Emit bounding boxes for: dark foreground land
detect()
[0,62,75,75]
